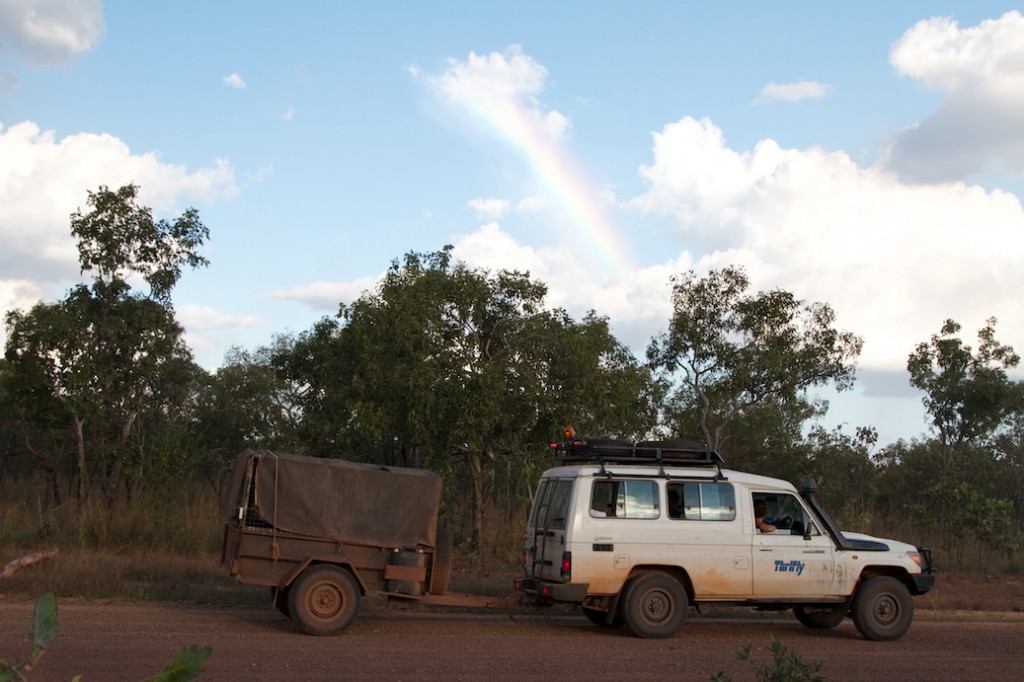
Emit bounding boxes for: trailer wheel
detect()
[621,571,687,639]
[851,576,913,641]
[428,526,453,595]
[288,565,360,635]
[794,604,846,629]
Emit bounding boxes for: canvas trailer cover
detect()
[221,449,443,549]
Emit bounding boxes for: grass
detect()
[0,475,523,604]
[3,475,1021,613]
[1,476,253,603]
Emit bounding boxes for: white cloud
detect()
[0,120,239,347]
[885,11,1024,183]
[0,279,42,319]
[281,106,295,122]
[0,0,104,66]
[755,81,831,104]
[177,304,264,369]
[516,195,545,212]
[416,45,570,141]
[223,72,246,89]
[449,223,681,352]
[631,115,1024,372]
[176,304,262,332]
[270,276,381,312]
[468,197,510,221]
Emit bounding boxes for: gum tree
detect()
[281,247,654,549]
[3,184,208,504]
[647,266,863,452]
[908,317,1020,477]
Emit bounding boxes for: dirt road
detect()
[2,600,1021,682]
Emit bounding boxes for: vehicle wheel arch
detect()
[856,566,912,593]
[627,564,695,603]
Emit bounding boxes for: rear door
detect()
[525,477,574,582]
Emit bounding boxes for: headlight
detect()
[907,550,923,569]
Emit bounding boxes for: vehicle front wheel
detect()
[851,576,914,641]
[288,565,361,635]
[794,604,846,629]
[621,572,688,639]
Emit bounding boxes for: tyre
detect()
[270,586,290,617]
[428,526,453,595]
[581,606,624,627]
[851,576,914,641]
[621,572,688,639]
[288,565,361,635]
[794,604,846,629]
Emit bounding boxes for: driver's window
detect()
[752,493,819,536]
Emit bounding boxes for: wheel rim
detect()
[872,592,899,626]
[308,582,344,621]
[640,587,674,625]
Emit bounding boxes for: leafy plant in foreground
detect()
[0,590,210,681]
[711,636,825,682]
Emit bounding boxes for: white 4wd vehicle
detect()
[517,433,935,641]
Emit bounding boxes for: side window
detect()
[752,492,818,535]
[591,480,658,519]
[667,482,736,521]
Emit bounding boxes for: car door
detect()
[526,477,574,582]
[751,492,836,597]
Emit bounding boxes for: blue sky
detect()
[3,1,1024,446]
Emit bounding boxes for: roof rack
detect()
[551,437,724,468]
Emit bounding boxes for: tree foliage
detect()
[647,266,863,451]
[71,184,209,303]
[3,186,1024,570]
[3,184,208,505]
[908,317,1020,475]
[278,247,655,548]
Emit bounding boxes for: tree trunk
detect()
[72,414,87,502]
[22,432,62,507]
[467,449,486,551]
[105,406,139,508]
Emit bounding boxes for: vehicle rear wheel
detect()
[581,606,623,627]
[288,565,361,635]
[851,576,913,641]
[794,604,846,629]
[621,572,688,639]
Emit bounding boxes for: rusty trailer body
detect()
[220,449,515,634]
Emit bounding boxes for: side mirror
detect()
[803,522,815,540]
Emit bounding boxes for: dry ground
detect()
[3,571,1024,681]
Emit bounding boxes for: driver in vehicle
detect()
[754,498,776,533]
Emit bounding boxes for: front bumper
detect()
[911,546,936,595]
[911,572,936,595]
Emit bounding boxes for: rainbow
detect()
[470,99,634,273]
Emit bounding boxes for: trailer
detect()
[220,449,517,634]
